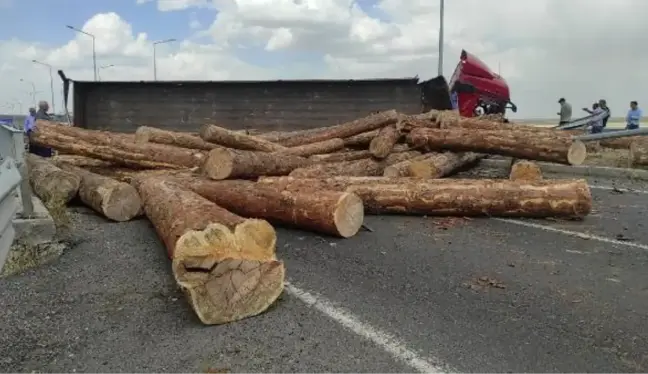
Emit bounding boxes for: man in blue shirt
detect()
[23,107,36,132]
[26,101,53,157]
[626,101,642,130]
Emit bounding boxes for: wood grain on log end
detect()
[100,182,143,221]
[567,140,587,165]
[27,154,81,204]
[333,192,365,238]
[134,126,151,144]
[509,160,543,182]
[202,148,234,180]
[172,221,284,325]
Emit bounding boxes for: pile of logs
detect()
[25,109,593,325]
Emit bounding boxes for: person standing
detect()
[582,102,606,133]
[557,98,572,125]
[23,108,36,132]
[625,101,642,130]
[26,100,53,157]
[598,99,611,128]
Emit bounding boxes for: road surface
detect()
[1,171,647,372]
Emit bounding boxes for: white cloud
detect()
[0,0,647,120]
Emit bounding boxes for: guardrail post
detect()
[0,124,33,217]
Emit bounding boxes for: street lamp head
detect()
[66,25,74,30]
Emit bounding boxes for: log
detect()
[509,160,543,181]
[280,110,400,147]
[135,126,221,151]
[600,137,645,149]
[435,113,580,135]
[406,127,587,165]
[369,124,400,159]
[75,167,192,184]
[52,155,115,168]
[308,144,411,163]
[57,164,142,221]
[289,151,421,178]
[32,128,205,169]
[133,177,284,325]
[383,152,482,178]
[171,178,364,238]
[200,124,288,152]
[343,130,379,148]
[34,120,135,145]
[259,177,592,218]
[201,148,310,180]
[26,154,81,204]
[279,138,345,157]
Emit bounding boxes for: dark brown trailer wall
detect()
[72,78,423,133]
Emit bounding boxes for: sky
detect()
[0,0,646,119]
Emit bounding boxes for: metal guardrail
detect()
[573,127,648,142]
[0,124,33,217]
[0,157,22,271]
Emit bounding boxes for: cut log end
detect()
[102,184,143,221]
[567,140,587,165]
[509,160,543,182]
[134,128,151,144]
[333,192,365,238]
[172,222,284,325]
[202,148,233,180]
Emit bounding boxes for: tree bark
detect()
[200,124,288,152]
[258,177,592,218]
[35,120,135,145]
[369,124,401,159]
[134,176,284,325]
[52,155,116,168]
[171,178,364,238]
[343,130,379,148]
[26,154,81,204]
[82,168,193,184]
[32,128,205,169]
[509,160,543,181]
[57,164,143,221]
[383,152,482,178]
[406,127,587,165]
[278,138,345,157]
[279,110,400,147]
[435,114,581,135]
[136,126,221,150]
[201,148,310,180]
[600,137,644,149]
[289,151,421,178]
[308,144,410,163]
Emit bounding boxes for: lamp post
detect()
[66,25,97,81]
[20,79,37,107]
[437,0,445,77]
[98,64,115,81]
[32,60,55,114]
[153,39,176,80]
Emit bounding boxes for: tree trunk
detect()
[171,178,364,238]
[258,177,592,218]
[82,167,193,184]
[343,130,379,148]
[32,129,205,169]
[135,126,221,150]
[26,154,81,204]
[436,115,581,136]
[200,124,288,152]
[52,155,116,168]
[280,110,400,147]
[289,151,421,178]
[308,144,410,163]
[57,164,142,221]
[369,124,400,159]
[600,136,643,149]
[133,177,284,325]
[201,148,309,180]
[509,160,543,181]
[406,127,587,165]
[278,138,345,157]
[35,120,135,145]
[383,152,482,178]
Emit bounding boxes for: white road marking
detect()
[590,185,648,194]
[495,218,648,251]
[285,282,451,373]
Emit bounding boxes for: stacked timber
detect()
[28,110,596,325]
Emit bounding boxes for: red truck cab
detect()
[448,50,517,118]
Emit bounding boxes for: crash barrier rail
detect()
[0,124,32,217]
[0,157,22,271]
[572,127,648,142]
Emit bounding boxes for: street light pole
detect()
[66,25,97,81]
[20,79,37,107]
[32,60,55,114]
[98,64,115,81]
[437,0,445,77]
[153,39,176,80]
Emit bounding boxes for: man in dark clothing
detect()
[27,100,53,157]
[557,98,572,125]
[599,99,611,128]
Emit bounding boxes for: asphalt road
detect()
[1,170,648,372]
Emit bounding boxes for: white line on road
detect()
[285,282,451,373]
[590,185,648,194]
[495,218,648,251]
